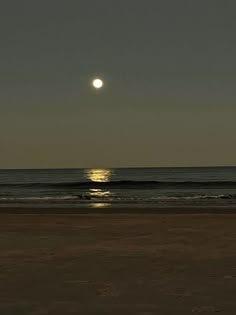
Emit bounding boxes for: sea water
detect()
[0,167,236,209]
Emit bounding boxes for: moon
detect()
[92,78,104,89]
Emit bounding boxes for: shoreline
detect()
[1,206,236,215]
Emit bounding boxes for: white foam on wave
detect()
[0,195,78,201]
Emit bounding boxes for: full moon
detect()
[92,78,104,89]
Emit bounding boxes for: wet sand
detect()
[1,210,236,314]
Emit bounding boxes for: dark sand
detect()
[1,209,236,314]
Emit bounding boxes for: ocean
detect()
[0,167,236,209]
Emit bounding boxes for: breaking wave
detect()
[1,180,236,189]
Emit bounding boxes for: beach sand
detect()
[1,210,236,314]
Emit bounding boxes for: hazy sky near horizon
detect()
[1,0,236,168]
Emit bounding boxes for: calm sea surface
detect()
[0,167,236,209]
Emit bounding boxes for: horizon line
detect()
[0,165,236,171]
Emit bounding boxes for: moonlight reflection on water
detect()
[85,169,112,205]
[85,169,112,182]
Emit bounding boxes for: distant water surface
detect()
[0,167,236,209]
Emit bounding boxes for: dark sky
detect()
[1,0,236,168]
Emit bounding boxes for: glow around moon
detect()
[92,78,104,89]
